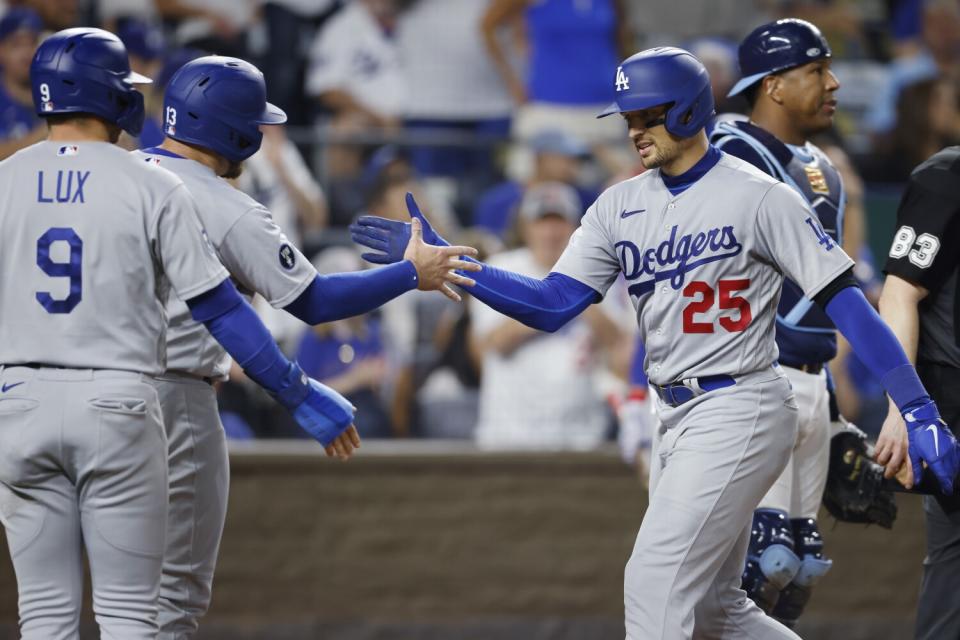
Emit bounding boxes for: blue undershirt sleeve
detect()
[824,285,930,412]
[629,341,649,387]
[186,279,309,407]
[283,260,419,325]
[466,266,600,332]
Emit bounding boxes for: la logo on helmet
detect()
[615,66,630,92]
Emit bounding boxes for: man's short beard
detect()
[222,161,244,179]
[641,152,664,169]
[640,145,673,170]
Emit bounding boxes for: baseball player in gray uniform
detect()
[0,29,365,639]
[351,47,959,639]
[136,55,479,638]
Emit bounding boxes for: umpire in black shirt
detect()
[874,146,960,640]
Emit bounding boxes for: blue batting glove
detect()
[903,401,959,495]
[270,363,355,446]
[349,216,409,264]
[349,192,449,264]
[404,192,448,246]
[290,379,355,446]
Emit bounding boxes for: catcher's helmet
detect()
[597,47,714,138]
[30,28,151,136]
[163,56,287,164]
[728,19,831,97]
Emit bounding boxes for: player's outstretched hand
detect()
[903,401,960,494]
[875,404,912,485]
[288,376,361,461]
[349,192,450,265]
[403,217,480,302]
[350,193,478,301]
[325,425,361,461]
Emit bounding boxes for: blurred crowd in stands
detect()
[1,0,958,448]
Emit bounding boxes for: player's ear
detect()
[763,75,784,105]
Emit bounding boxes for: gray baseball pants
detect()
[155,373,229,640]
[625,368,802,639]
[0,365,168,639]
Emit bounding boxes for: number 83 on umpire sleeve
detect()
[889,225,940,269]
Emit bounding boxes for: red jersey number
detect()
[682,279,752,334]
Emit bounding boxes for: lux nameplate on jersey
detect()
[37,170,90,203]
[615,224,743,297]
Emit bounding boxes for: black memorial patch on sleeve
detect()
[279,243,296,270]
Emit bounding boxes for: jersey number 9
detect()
[36,227,82,314]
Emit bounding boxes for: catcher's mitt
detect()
[823,428,897,528]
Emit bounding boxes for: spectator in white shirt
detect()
[472,181,629,451]
[306,0,405,184]
[397,0,512,186]
[306,0,405,130]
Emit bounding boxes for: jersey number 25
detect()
[682,279,752,334]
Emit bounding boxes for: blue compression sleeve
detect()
[187,279,307,407]
[824,286,929,412]
[284,260,418,325]
[466,267,600,332]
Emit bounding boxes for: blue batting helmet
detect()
[30,28,151,135]
[162,56,287,164]
[728,19,831,97]
[598,47,714,138]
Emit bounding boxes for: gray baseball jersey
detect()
[130,148,317,635]
[553,152,853,385]
[133,149,317,379]
[0,141,228,374]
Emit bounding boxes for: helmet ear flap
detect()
[116,89,145,136]
[664,83,714,138]
[229,126,263,162]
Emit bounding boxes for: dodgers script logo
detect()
[617,225,743,297]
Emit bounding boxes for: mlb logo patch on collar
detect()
[57,145,79,157]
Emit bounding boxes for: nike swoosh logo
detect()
[928,424,940,457]
[620,208,646,219]
[1,382,23,393]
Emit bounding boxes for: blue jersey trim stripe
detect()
[140,146,185,160]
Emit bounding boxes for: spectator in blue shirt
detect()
[0,8,43,159]
[482,0,633,160]
[295,247,394,439]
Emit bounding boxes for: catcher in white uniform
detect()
[350,47,959,639]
